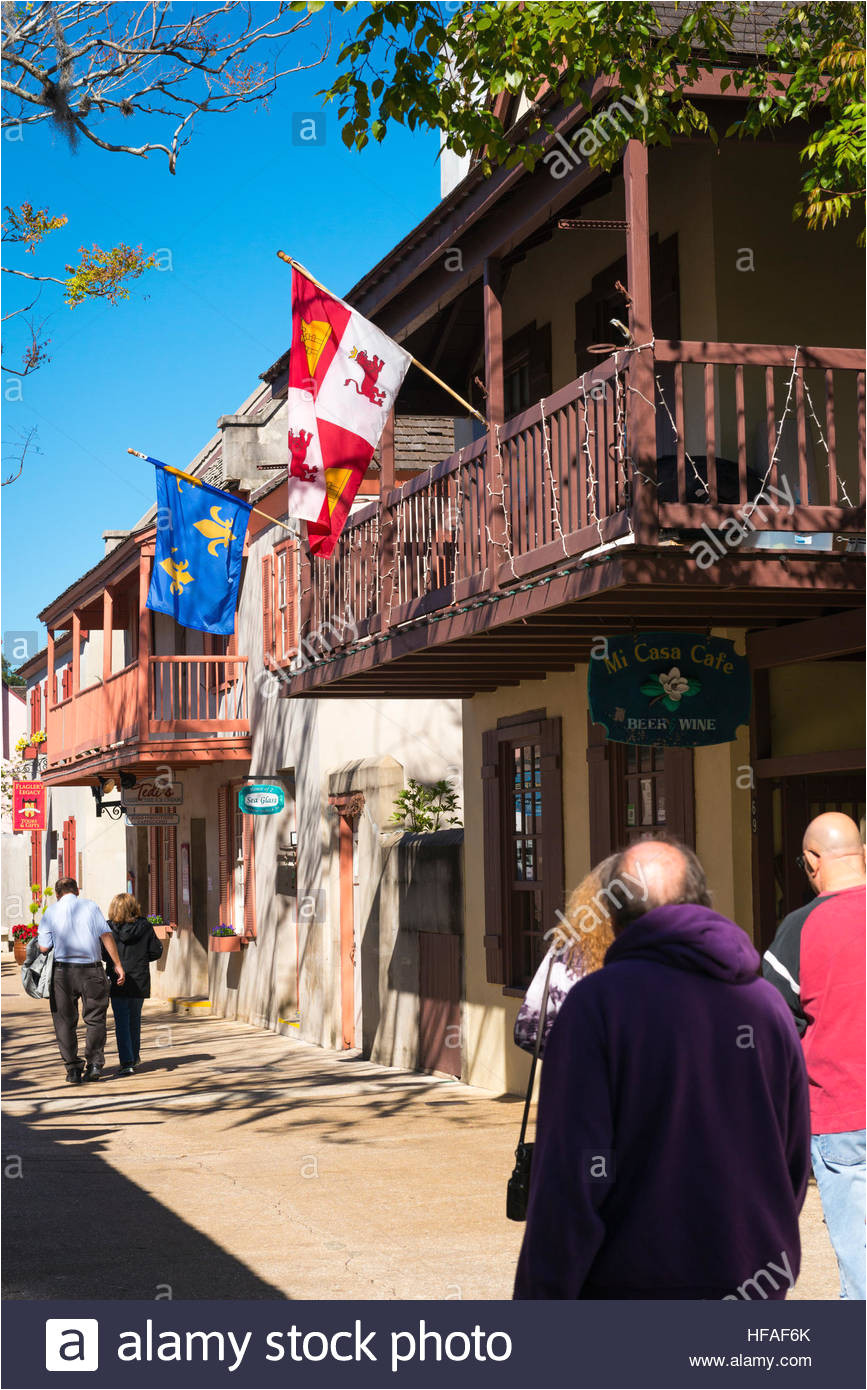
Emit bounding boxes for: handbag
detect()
[506,951,554,1222]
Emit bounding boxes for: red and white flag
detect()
[285,266,411,557]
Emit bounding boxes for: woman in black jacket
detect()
[103,894,163,1075]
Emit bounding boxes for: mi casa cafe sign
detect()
[122,780,184,807]
[238,784,286,815]
[587,632,751,747]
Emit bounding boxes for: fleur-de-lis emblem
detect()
[194,505,237,556]
[159,552,194,595]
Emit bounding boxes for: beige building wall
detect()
[461,629,759,1096]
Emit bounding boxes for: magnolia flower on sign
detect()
[640,667,702,713]
[659,668,691,701]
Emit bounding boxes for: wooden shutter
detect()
[31,830,42,888]
[586,713,615,862]
[282,542,299,659]
[540,716,565,925]
[218,785,231,926]
[148,827,159,915]
[167,827,178,925]
[29,686,41,734]
[67,818,77,880]
[663,748,696,848]
[262,554,274,659]
[481,728,505,984]
[243,818,257,939]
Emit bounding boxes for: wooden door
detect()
[759,771,866,949]
[190,818,208,950]
[338,814,356,1049]
[419,932,461,1077]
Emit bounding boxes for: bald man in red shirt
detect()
[763,812,865,1300]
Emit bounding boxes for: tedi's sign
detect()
[588,632,751,747]
[122,780,183,807]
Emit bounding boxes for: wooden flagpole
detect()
[276,250,488,426]
[127,448,296,534]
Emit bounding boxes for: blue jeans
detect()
[110,996,144,1068]
[811,1130,866,1300]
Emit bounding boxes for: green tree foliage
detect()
[313,1,864,234]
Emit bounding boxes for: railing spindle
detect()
[674,362,686,502]
[794,368,810,504]
[734,364,747,504]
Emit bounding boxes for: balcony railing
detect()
[297,341,865,659]
[45,655,249,766]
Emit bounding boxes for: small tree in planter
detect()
[389,779,462,834]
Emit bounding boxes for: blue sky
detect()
[1,6,441,656]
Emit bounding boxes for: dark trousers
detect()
[50,963,110,1068]
[110,996,144,1067]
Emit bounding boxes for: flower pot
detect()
[22,746,38,761]
[209,935,241,953]
[13,940,29,965]
[152,922,174,940]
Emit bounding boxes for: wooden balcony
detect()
[287,341,865,698]
[43,655,250,785]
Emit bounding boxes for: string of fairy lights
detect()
[293,341,854,673]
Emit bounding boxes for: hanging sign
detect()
[124,809,180,827]
[122,780,183,807]
[588,632,751,747]
[238,784,285,815]
[13,780,45,832]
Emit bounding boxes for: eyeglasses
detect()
[796,850,820,874]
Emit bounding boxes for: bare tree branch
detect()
[1,1,330,171]
[1,425,40,486]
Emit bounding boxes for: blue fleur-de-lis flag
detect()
[145,459,251,635]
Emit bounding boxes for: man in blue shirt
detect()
[39,877,125,1083]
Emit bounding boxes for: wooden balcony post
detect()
[46,628,55,711]
[623,139,658,546]
[102,587,113,684]
[378,409,396,628]
[138,548,151,738]
[483,255,509,586]
[71,611,81,696]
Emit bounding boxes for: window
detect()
[503,321,552,418]
[482,713,564,989]
[218,783,256,937]
[586,714,695,863]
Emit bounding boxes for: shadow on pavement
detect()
[1,1111,290,1300]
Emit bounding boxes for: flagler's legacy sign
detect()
[238,784,285,815]
[122,780,184,807]
[13,780,45,832]
[588,632,751,747]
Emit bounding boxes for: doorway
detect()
[190,818,208,950]
[338,812,357,1049]
[768,772,866,939]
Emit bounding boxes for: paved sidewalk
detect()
[2,962,838,1301]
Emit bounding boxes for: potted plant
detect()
[11,923,37,965]
[16,730,46,761]
[147,914,173,940]
[209,925,241,953]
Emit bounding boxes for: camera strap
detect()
[517,949,556,1150]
